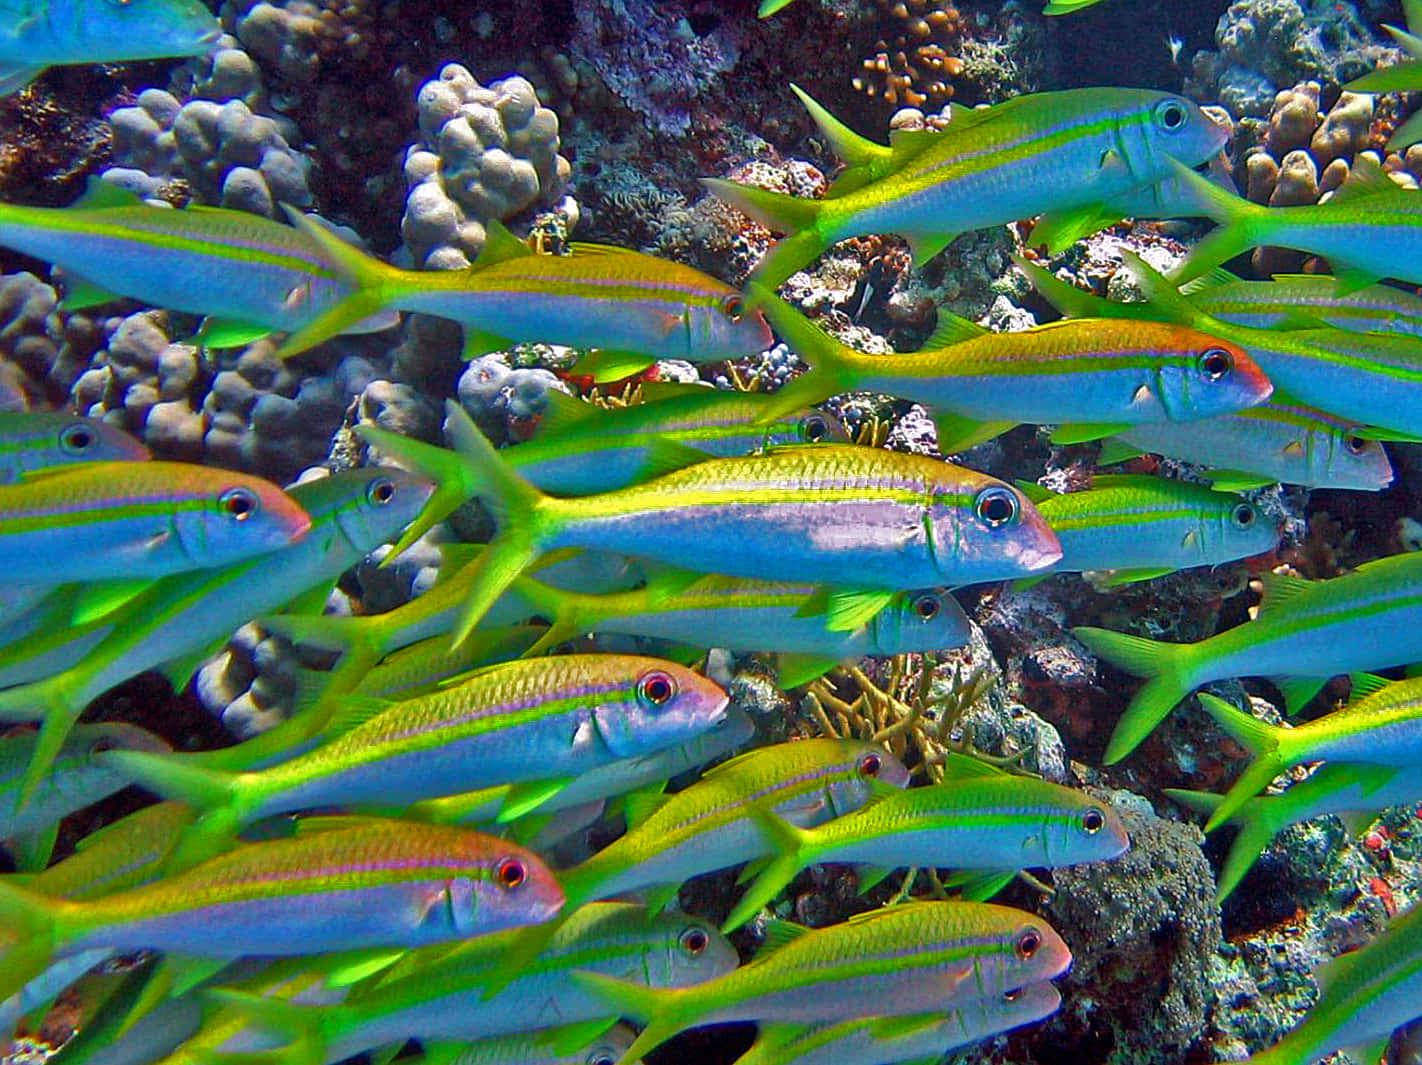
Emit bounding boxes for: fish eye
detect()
[1231,503,1256,528]
[496,857,526,890]
[1082,808,1106,834]
[1344,433,1370,455]
[721,294,745,322]
[1016,929,1043,959]
[679,926,709,955]
[799,414,829,443]
[219,486,259,521]
[589,1055,616,1065]
[1197,348,1233,379]
[366,477,396,506]
[637,670,677,709]
[89,735,120,759]
[975,486,1019,528]
[1154,99,1189,132]
[59,423,96,455]
[858,752,882,777]
[1004,987,1023,1002]
[912,593,941,621]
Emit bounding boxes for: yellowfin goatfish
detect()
[273,213,773,376]
[1096,397,1397,493]
[0,0,219,96]
[722,754,1129,932]
[1075,552,1422,763]
[785,83,1233,256]
[1345,0,1422,150]
[752,286,1271,450]
[1167,155,1422,293]
[1022,252,1422,447]
[1227,898,1422,1065]
[0,412,148,482]
[1179,268,1422,338]
[1169,761,1422,902]
[1020,474,1278,586]
[1193,674,1422,830]
[734,986,1061,1065]
[705,87,1227,292]
[363,402,1062,646]
[103,654,730,833]
[0,820,563,1003]
[502,573,971,683]
[0,467,429,805]
[0,460,310,582]
[579,901,1072,1065]
[0,179,398,350]
[192,903,737,1065]
[503,385,847,497]
[0,722,169,873]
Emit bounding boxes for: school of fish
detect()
[3,3,1422,1065]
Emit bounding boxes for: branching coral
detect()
[803,655,999,782]
[853,0,966,110]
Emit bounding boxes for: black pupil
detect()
[643,676,672,704]
[981,493,1013,523]
[1235,506,1253,525]
[66,429,92,449]
[1347,436,1365,453]
[1085,810,1103,831]
[1019,932,1040,956]
[861,754,881,776]
[916,597,939,619]
[685,930,707,952]
[806,419,825,441]
[1164,105,1183,128]
[725,299,742,319]
[499,860,524,887]
[1204,352,1229,376]
[226,493,252,517]
[374,482,394,503]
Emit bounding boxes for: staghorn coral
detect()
[853,0,965,110]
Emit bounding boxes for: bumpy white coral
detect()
[400,66,574,270]
[103,36,312,217]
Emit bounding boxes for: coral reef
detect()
[852,0,966,110]
[399,66,573,269]
[1187,0,1395,117]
